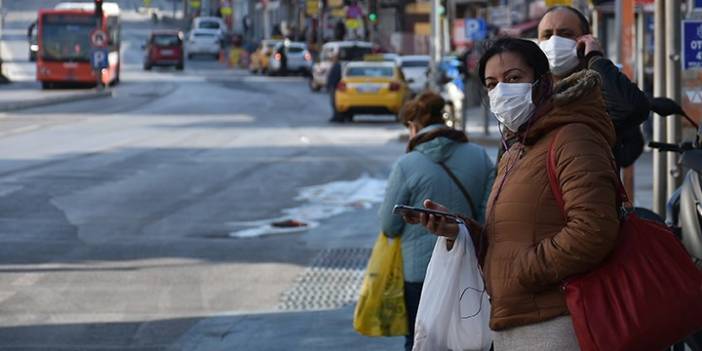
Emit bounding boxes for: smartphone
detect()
[392,205,462,223]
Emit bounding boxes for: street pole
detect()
[636,6,645,90]
[0,0,4,82]
[429,0,440,91]
[665,0,682,199]
[652,0,666,215]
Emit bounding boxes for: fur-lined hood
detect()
[522,69,616,147]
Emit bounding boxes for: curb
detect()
[0,89,113,112]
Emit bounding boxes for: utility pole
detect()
[429,0,440,92]
[652,0,666,215]
[0,0,5,83]
[665,0,682,199]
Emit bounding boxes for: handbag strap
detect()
[437,161,479,219]
[546,127,629,220]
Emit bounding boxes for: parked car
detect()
[397,55,430,96]
[267,41,313,76]
[192,16,226,39]
[334,61,409,121]
[309,41,373,92]
[28,21,38,62]
[186,29,221,59]
[143,30,185,70]
[249,39,282,74]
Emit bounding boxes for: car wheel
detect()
[176,62,184,71]
[41,82,53,90]
[143,63,152,71]
[340,112,354,122]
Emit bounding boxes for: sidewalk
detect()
[169,306,403,351]
[0,81,113,112]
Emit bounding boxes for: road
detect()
[0,3,419,349]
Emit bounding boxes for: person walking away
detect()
[327,54,344,123]
[407,38,620,350]
[536,5,649,197]
[379,92,495,351]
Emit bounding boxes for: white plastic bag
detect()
[413,225,492,351]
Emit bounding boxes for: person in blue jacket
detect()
[379,91,495,351]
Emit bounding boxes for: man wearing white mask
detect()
[537,6,650,195]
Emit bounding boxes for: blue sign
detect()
[465,18,487,41]
[91,49,109,70]
[683,20,702,70]
[696,0,702,10]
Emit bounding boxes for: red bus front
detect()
[36,8,120,87]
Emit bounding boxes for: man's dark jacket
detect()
[326,62,342,91]
[588,55,650,168]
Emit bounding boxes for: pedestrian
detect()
[379,91,495,351]
[407,37,621,350]
[535,6,650,195]
[326,54,344,123]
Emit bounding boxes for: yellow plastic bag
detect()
[353,232,408,336]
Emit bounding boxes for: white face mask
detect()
[488,82,536,133]
[539,35,580,76]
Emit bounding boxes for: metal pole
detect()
[636,6,645,90]
[614,0,622,63]
[652,0,666,215]
[429,0,440,91]
[665,0,682,198]
[0,0,4,81]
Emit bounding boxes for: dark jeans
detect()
[404,281,423,351]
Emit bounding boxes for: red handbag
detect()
[546,131,702,351]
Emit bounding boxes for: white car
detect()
[192,16,226,39]
[186,29,221,59]
[397,55,430,95]
[268,41,313,76]
[309,41,373,91]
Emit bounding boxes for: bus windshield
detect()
[41,14,95,62]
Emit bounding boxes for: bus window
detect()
[41,14,95,62]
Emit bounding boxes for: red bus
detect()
[36,2,121,88]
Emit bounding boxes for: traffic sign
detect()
[90,29,108,48]
[696,0,702,10]
[91,49,109,70]
[683,20,702,70]
[464,18,487,41]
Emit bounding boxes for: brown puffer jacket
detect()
[483,69,620,331]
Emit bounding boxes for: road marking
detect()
[11,273,43,287]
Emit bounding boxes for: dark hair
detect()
[477,37,550,86]
[399,91,445,128]
[543,6,591,35]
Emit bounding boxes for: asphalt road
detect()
[0,4,415,349]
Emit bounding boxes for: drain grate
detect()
[278,248,371,311]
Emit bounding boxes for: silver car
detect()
[267,41,313,76]
[186,29,221,59]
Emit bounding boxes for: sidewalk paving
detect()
[0,81,113,112]
[169,306,403,351]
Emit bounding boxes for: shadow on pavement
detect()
[0,305,403,350]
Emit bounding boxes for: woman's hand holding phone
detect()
[419,199,460,240]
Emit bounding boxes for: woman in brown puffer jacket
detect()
[406,38,620,350]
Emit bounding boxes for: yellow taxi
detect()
[334,61,409,120]
[249,39,281,74]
